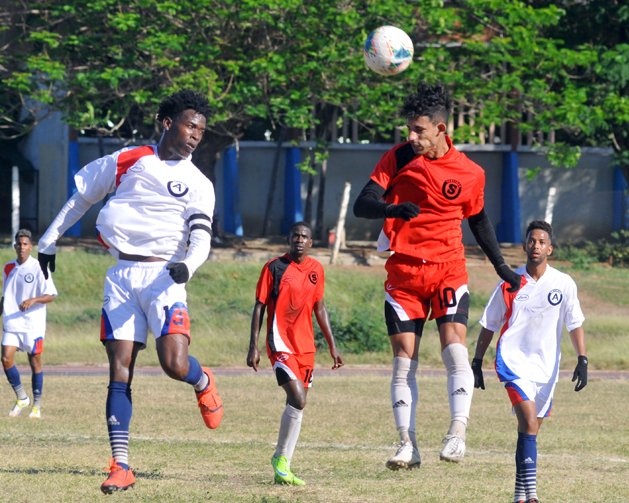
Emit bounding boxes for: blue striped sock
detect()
[32,372,43,406]
[517,432,537,501]
[4,365,27,400]
[106,381,132,470]
[183,356,206,390]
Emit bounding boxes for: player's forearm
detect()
[32,294,56,305]
[249,303,265,348]
[474,327,494,360]
[569,326,587,356]
[468,209,506,269]
[38,193,92,254]
[353,180,388,219]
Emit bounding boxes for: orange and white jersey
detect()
[75,145,215,261]
[2,256,57,333]
[480,265,585,384]
[255,254,324,356]
[370,137,485,262]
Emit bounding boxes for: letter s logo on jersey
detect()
[308,272,318,285]
[167,181,189,197]
[442,179,462,200]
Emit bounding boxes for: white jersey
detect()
[75,145,215,261]
[479,264,584,384]
[2,256,57,333]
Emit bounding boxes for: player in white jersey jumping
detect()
[1,229,57,419]
[37,90,223,494]
[472,220,588,503]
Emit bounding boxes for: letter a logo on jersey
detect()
[548,289,563,306]
[168,180,189,197]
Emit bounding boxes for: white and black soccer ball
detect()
[363,25,414,76]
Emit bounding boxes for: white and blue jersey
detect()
[479,265,584,385]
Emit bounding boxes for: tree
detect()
[1,0,626,231]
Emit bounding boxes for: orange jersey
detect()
[370,136,485,262]
[255,254,324,355]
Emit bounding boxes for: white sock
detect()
[441,343,474,438]
[274,404,303,466]
[391,356,418,445]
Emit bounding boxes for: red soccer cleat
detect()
[101,458,136,494]
[196,367,223,429]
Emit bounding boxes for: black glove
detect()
[471,358,485,390]
[167,263,190,284]
[572,355,588,391]
[385,202,420,221]
[37,252,56,280]
[495,263,521,293]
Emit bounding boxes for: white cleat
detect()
[29,406,41,419]
[9,397,31,417]
[439,434,466,462]
[386,441,421,470]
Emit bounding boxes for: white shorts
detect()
[504,378,557,418]
[100,261,190,348]
[2,331,44,355]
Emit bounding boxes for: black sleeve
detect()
[353,179,389,219]
[467,208,506,268]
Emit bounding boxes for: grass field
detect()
[0,245,627,501]
[0,371,628,502]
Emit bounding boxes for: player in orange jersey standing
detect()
[247,221,343,486]
[353,82,520,469]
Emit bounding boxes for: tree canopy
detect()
[1,0,627,176]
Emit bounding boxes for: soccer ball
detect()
[363,26,414,76]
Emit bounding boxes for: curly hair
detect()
[156,89,211,122]
[401,82,451,123]
[526,220,553,242]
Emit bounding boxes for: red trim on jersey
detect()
[4,262,16,278]
[115,145,154,188]
[97,233,110,250]
[494,276,528,371]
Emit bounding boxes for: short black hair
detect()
[14,228,32,243]
[526,220,553,242]
[156,89,211,122]
[289,221,312,235]
[401,82,451,123]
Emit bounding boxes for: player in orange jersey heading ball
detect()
[353,82,520,469]
[247,222,343,486]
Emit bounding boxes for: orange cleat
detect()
[196,367,223,429]
[101,458,136,494]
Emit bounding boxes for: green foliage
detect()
[553,230,629,268]
[318,307,389,354]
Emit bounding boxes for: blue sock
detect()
[32,372,43,406]
[4,365,27,400]
[516,432,537,501]
[183,356,204,387]
[106,381,132,470]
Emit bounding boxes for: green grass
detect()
[0,371,627,502]
[0,247,627,369]
[0,247,627,501]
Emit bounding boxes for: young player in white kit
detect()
[1,229,57,419]
[472,220,588,503]
[37,90,223,494]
